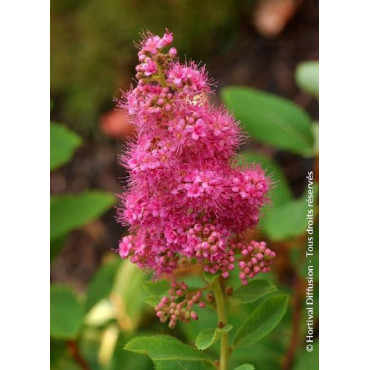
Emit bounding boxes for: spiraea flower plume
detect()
[116,30,276,327]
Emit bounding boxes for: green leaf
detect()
[295,61,319,99]
[50,123,82,170]
[221,87,314,155]
[50,285,84,339]
[85,258,121,312]
[50,339,66,366]
[232,280,277,304]
[142,278,172,309]
[262,198,307,240]
[293,341,319,370]
[51,357,81,370]
[50,234,67,263]
[195,325,233,350]
[144,295,161,307]
[233,294,289,348]
[124,335,212,363]
[262,185,318,241]
[155,360,215,370]
[237,151,293,206]
[233,365,255,370]
[142,280,170,296]
[50,191,115,240]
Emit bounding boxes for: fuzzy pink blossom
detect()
[116,31,276,325]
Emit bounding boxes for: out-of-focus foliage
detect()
[293,341,319,369]
[51,0,251,133]
[50,285,84,339]
[295,62,319,100]
[221,87,314,155]
[50,191,115,240]
[50,123,82,170]
[263,184,318,241]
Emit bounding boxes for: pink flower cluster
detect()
[117,30,275,294]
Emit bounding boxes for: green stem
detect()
[213,277,229,370]
[156,64,167,87]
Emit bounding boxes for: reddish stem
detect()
[66,340,90,370]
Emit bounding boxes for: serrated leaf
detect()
[50,191,115,240]
[237,151,293,206]
[50,123,82,170]
[195,325,233,350]
[232,280,277,304]
[233,295,289,348]
[295,62,319,99]
[221,87,314,155]
[124,335,212,363]
[142,280,170,296]
[50,285,84,339]
[233,365,255,370]
[85,258,121,312]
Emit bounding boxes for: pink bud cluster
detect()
[116,30,275,308]
[230,240,276,285]
[155,281,205,328]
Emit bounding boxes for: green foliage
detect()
[50,285,84,339]
[263,185,318,241]
[262,197,307,241]
[232,280,277,304]
[124,335,213,363]
[155,360,215,370]
[85,258,121,312]
[179,305,219,344]
[233,365,255,370]
[221,87,314,155]
[51,0,244,132]
[106,333,152,370]
[142,280,170,296]
[233,295,289,348]
[112,260,147,325]
[142,279,171,308]
[50,234,67,262]
[50,191,115,240]
[293,341,319,370]
[50,339,67,366]
[237,151,293,207]
[195,325,233,350]
[50,123,82,170]
[295,61,319,99]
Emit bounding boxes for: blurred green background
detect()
[51,0,319,369]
